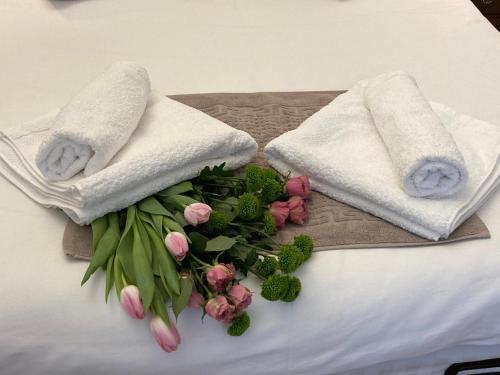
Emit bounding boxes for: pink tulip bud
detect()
[270,201,289,230]
[287,175,311,199]
[205,295,236,324]
[206,263,236,291]
[150,316,181,353]
[229,284,252,312]
[165,232,189,261]
[120,285,145,320]
[184,203,212,226]
[188,288,205,308]
[287,196,309,224]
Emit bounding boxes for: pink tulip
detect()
[270,201,289,230]
[206,263,236,291]
[287,176,311,199]
[120,285,145,320]
[188,288,205,308]
[165,232,189,261]
[205,295,236,324]
[150,316,181,353]
[184,203,212,226]
[229,284,252,312]
[287,196,309,224]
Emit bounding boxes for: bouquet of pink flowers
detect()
[82,163,313,352]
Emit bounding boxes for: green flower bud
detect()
[262,211,277,235]
[261,168,281,183]
[237,193,261,221]
[227,312,251,336]
[260,275,289,301]
[206,211,230,235]
[244,164,264,192]
[278,245,304,274]
[293,235,314,261]
[261,179,284,204]
[255,256,278,278]
[281,276,302,302]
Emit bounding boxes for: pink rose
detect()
[206,263,236,291]
[270,201,289,230]
[188,288,205,308]
[164,232,189,261]
[120,285,145,320]
[229,284,252,312]
[184,203,212,226]
[205,295,236,324]
[287,176,311,199]
[287,196,309,224]
[150,316,181,353]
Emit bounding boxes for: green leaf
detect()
[152,214,164,237]
[205,235,237,252]
[123,205,137,237]
[174,211,188,227]
[116,229,135,282]
[156,181,193,197]
[81,212,120,286]
[144,224,180,295]
[160,195,198,211]
[113,256,125,299]
[138,197,175,218]
[152,286,170,324]
[229,244,258,268]
[163,217,190,242]
[91,215,108,250]
[135,214,153,265]
[188,232,208,253]
[105,254,115,302]
[172,276,193,319]
[132,224,155,312]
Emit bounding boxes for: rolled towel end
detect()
[404,157,468,199]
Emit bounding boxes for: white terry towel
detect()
[364,72,468,198]
[0,92,258,224]
[35,61,151,181]
[264,73,500,241]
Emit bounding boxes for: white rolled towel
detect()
[364,71,468,198]
[36,61,151,181]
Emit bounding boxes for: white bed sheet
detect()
[1,0,500,374]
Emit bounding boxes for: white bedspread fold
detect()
[264,73,500,240]
[0,93,258,224]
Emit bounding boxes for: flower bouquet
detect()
[82,163,313,352]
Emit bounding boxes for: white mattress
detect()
[1,0,500,374]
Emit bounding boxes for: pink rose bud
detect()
[184,203,212,226]
[205,295,236,324]
[229,284,252,312]
[120,285,145,320]
[287,196,309,225]
[270,201,289,230]
[206,263,236,291]
[287,175,311,199]
[165,232,189,261]
[150,316,181,353]
[188,288,205,308]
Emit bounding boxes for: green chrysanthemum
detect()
[261,179,284,204]
[227,311,251,336]
[237,193,261,221]
[281,276,302,302]
[262,211,277,235]
[278,245,304,274]
[255,256,278,278]
[293,235,314,261]
[244,164,264,192]
[206,211,230,234]
[260,275,289,301]
[261,168,281,183]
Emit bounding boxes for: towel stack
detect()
[0,62,257,224]
[265,72,500,240]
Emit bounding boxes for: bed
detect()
[1,0,500,374]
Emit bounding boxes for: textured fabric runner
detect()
[63,91,490,260]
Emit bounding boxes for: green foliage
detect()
[293,235,314,261]
[227,312,251,336]
[205,236,237,252]
[255,256,278,278]
[278,245,304,274]
[281,276,301,302]
[244,164,264,192]
[261,179,283,204]
[261,168,281,183]
[262,211,277,235]
[206,211,230,235]
[260,275,289,301]
[237,193,261,221]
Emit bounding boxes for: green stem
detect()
[193,269,213,297]
[230,222,281,246]
[189,252,212,268]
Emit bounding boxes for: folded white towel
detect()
[35,61,151,181]
[265,73,500,240]
[364,72,468,198]
[0,92,258,224]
